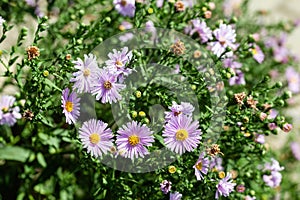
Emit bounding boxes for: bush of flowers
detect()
[0,0,300,199]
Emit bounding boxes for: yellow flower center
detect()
[89,133,100,144]
[196,162,203,170]
[219,37,226,45]
[290,76,298,83]
[115,60,123,67]
[128,135,140,146]
[83,68,90,77]
[2,107,8,112]
[252,48,258,55]
[176,129,188,141]
[104,81,112,89]
[218,171,226,179]
[65,101,73,112]
[168,165,177,173]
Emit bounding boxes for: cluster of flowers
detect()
[0,95,21,126]
[160,151,242,199]
[262,158,284,188]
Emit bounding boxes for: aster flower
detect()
[91,69,126,104]
[263,171,282,188]
[193,152,210,180]
[251,44,265,64]
[290,142,300,160]
[255,134,265,144]
[61,88,80,124]
[163,114,201,155]
[210,24,236,57]
[0,95,22,126]
[79,119,114,157]
[116,121,154,160]
[71,54,101,93]
[113,0,136,17]
[190,19,213,43]
[105,47,133,81]
[119,21,133,31]
[25,0,36,7]
[229,70,245,85]
[285,67,300,93]
[210,157,224,171]
[119,33,134,42]
[282,123,293,133]
[170,191,182,200]
[215,174,236,199]
[165,101,194,121]
[264,158,284,172]
[222,58,242,69]
[160,180,172,194]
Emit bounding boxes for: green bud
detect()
[283,91,292,99]
[139,111,146,118]
[76,39,83,45]
[191,85,196,90]
[275,81,283,88]
[131,111,137,118]
[105,17,111,23]
[250,190,255,196]
[135,91,142,98]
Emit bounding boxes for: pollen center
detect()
[196,162,203,170]
[115,60,123,67]
[65,101,73,112]
[2,107,8,112]
[290,76,298,83]
[251,48,257,55]
[219,37,226,45]
[89,133,100,144]
[128,135,140,146]
[176,129,189,141]
[120,0,127,6]
[83,68,90,76]
[104,81,112,89]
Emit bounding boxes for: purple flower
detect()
[274,47,289,63]
[119,33,134,42]
[268,109,278,119]
[282,123,293,133]
[170,191,182,200]
[264,158,284,172]
[25,0,36,7]
[61,88,80,124]
[116,121,154,160]
[215,174,236,199]
[290,142,300,160]
[268,123,277,130]
[165,101,194,121]
[160,180,172,194]
[105,47,133,80]
[79,119,114,157]
[156,0,164,8]
[210,157,224,171]
[193,152,210,180]
[163,115,201,155]
[251,44,265,64]
[236,184,245,193]
[71,54,100,93]
[0,95,21,126]
[229,70,245,85]
[113,0,135,17]
[263,171,282,188]
[222,58,242,69]
[285,67,300,93]
[119,21,133,30]
[190,19,212,43]
[255,134,265,144]
[91,69,126,104]
[210,24,236,57]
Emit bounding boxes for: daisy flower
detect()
[160,180,172,194]
[113,0,136,17]
[251,44,265,64]
[105,47,133,81]
[163,115,201,155]
[170,191,182,200]
[91,69,126,104]
[79,119,114,157]
[61,88,80,124]
[263,171,282,188]
[190,19,213,43]
[285,67,300,93]
[71,54,101,93]
[0,95,21,126]
[215,174,236,199]
[116,121,154,160]
[165,101,194,121]
[210,24,236,57]
[193,152,210,180]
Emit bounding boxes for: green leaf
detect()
[0,146,31,162]
[44,78,62,92]
[37,152,47,167]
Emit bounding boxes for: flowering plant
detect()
[0,0,300,199]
